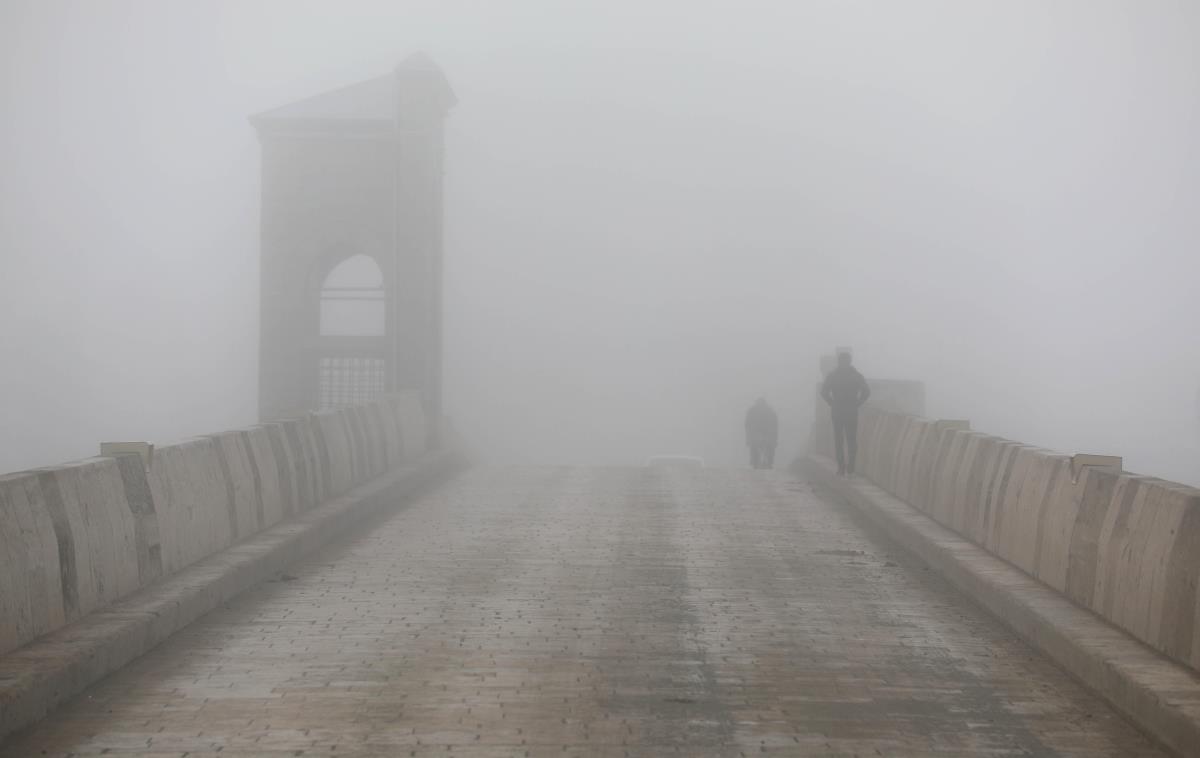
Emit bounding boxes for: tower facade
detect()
[252,53,455,425]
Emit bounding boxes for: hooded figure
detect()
[821,352,870,475]
[745,397,779,469]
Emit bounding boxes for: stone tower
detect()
[251,53,455,424]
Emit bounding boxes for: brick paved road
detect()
[1,467,1170,757]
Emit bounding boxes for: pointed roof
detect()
[253,74,397,123]
[251,52,456,132]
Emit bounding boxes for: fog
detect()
[2,1,1198,485]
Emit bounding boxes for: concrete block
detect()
[1070,453,1123,483]
[301,414,330,503]
[148,438,237,575]
[267,420,301,516]
[0,472,64,656]
[206,430,263,541]
[1028,456,1077,590]
[394,391,427,459]
[354,404,387,479]
[278,418,318,512]
[243,426,286,528]
[312,410,355,496]
[37,459,140,623]
[98,442,154,470]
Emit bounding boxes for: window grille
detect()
[318,356,385,409]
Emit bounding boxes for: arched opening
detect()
[319,254,386,337]
[316,254,388,409]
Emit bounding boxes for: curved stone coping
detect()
[801,455,1200,758]
[0,394,428,659]
[815,405,1200,673]
[0,449,465,746]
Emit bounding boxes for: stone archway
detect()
[314,254,389,409]
[319,254,386,338]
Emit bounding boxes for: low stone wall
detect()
[0,393,427,657]
[814,404,1200,672]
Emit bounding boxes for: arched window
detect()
[319,254,386,337]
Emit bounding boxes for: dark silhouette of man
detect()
[745,397,779,469]
[821,352,870,475]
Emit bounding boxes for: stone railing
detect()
[0,392,429,657]
[814,404,1200,672]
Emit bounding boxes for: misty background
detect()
[2,1,1198,485]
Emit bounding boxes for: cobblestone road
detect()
[1,466,1170,757]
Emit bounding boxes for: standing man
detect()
[745,397,779,469]
[821,352,870,475]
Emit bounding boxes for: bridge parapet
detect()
[814,403,1200,672]
[0,392,430,658]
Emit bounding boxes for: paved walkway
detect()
[1,467,1169,757]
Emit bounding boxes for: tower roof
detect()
[251,52,456,132]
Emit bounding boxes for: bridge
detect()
[2,398,1198,757]
[3,58,1200,758]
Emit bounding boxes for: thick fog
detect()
[2,1,1198,485]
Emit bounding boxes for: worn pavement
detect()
[0,466,1170,757]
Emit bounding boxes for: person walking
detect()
[820,352,870,475]
[745,397,779,469]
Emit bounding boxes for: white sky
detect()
[2,1,1198,482]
